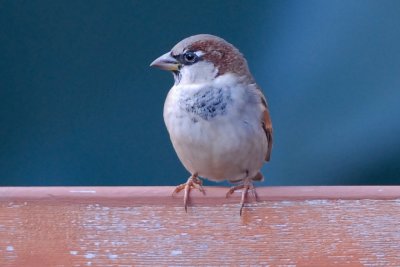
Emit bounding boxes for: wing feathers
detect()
[259,94,273,162]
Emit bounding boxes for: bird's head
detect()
[150,34,253,85]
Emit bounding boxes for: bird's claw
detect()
[173,174,205,212]
[226,179,258,215]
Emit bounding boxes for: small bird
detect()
[150,34,272,215]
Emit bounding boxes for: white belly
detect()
[163,78,268,182]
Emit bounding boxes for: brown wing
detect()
[259,95,273,162]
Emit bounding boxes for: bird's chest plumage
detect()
[179,86,232,122]
[163,78,267,182]
[164,83,242,143]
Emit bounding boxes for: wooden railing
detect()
[1,186,399,266]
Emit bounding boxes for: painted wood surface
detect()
[0,186,399,266]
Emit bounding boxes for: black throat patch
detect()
[179,87,232,121]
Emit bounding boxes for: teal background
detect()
[1,1,399,186]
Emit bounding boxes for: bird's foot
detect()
[226,178,258,215]
[173,173,205,212]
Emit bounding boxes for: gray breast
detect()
[179,87,232,121]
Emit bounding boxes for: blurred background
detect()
[1,0,399,186]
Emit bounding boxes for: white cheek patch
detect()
[179,61,218,85]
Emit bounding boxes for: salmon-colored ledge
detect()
[0,186,399,205]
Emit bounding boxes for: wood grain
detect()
[0,186,399,266]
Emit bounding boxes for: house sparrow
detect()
[150,34,272,215]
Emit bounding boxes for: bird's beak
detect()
[150,52,180,71]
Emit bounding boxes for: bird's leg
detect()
[173,173,205,212]
[226,176,258,215]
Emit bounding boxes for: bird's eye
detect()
[182,51,198,64]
